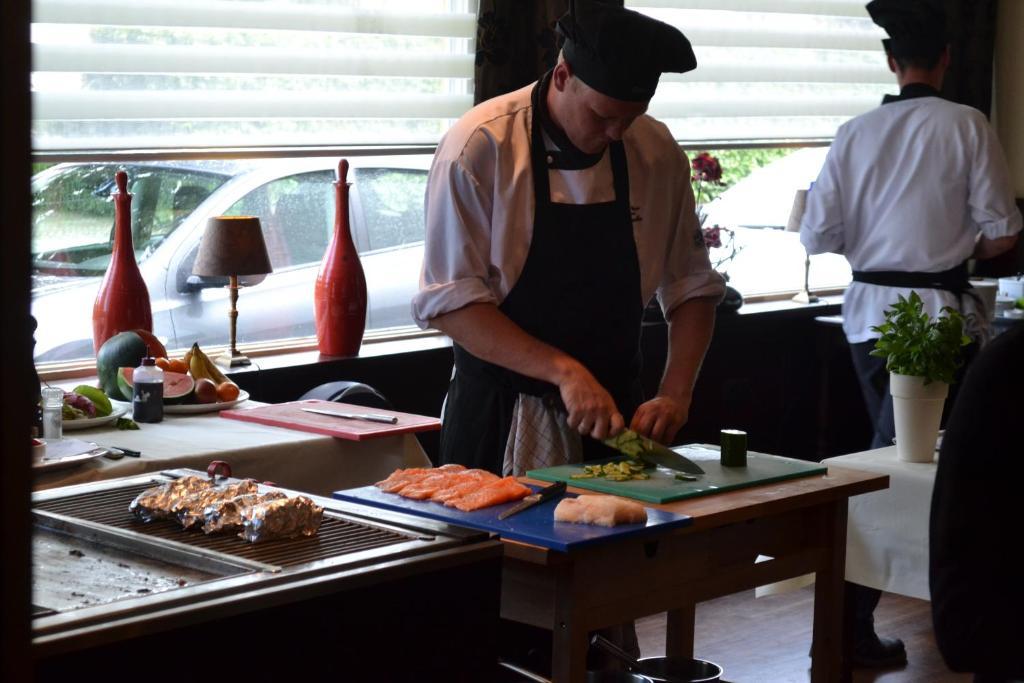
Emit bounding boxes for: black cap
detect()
[866,0,947,58]
[556,0,696,102]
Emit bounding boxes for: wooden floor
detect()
[636,587,971,683]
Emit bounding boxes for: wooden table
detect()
[501,466,887,683]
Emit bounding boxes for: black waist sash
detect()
[851,262,971,294]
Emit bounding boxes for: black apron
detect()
[439,79,644,473]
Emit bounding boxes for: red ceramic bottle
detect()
[314,159,367,357]
[92,171,153,353]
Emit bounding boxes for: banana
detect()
[200,348,230,385]
[186,342,232,385]
[189,343,211,381]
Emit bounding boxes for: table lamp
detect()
[786,189,819,304]
[193,216,273,367]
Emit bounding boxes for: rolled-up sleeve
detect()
[655,154,725,317]
[412,147,499,328]
[967,113,1023,240]
[800,141,846,255]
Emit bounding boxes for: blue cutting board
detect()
[528,445,828,504]
[333,485,692,553]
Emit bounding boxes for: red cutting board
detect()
[219,399,441,441]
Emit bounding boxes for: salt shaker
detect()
[41,386,64,440]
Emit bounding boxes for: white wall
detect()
[996,0,1024,195]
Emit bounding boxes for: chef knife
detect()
[603,429,705,475]
[301,407,398,424]
[497,481,567,520]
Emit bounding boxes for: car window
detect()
[353,168,427,251]
[225,171,334,269]
[31,164,224,276]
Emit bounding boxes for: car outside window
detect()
[224,171,334,270]
[354,168,428,252]
[30,157,432,365]
[32,164,224,276]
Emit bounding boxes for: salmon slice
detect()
[375,468,431,493]
[399,472,465,500]
[430,469,500,503]
[375,464,467,495]
[448,476,531,512]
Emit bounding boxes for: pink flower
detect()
[702,225,722,249]
[691,152,723,184]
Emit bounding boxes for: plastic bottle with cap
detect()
[132,352,164,423]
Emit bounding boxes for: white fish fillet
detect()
[553,494,648,527]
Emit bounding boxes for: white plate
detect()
[62,405,129,431]
[110,390,250,416]
[163,390,250,414]
[32,439,108,473]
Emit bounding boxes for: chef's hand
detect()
[631,394,691,445]
[556,362,625,440]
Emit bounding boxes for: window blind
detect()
[31,0,476,153]
[626,0,893,144]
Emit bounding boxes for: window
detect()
[31,157,434,363]
[624,1,887,296]
[30,0,473,366]
[354,168,429,252]
[626,1,893,145]
[695,147,852,297]
[31,0,476,151]
[225,171,335,270]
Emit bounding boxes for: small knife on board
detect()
[300,407,398,424]
[603,429,705,475]
[498,481,567,520]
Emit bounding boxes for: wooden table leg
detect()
[550,566,588,683]
[811,499,849,683]
[550,614,589,683]
[665,604,695,657]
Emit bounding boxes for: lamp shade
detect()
[193,216,273,277]
[786,189,808,233]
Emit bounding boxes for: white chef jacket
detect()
[800,93,1022,344]
[412,81,725,328]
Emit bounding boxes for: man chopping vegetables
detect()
[413,0,724,478]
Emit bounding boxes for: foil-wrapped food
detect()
[239,496,323,543]
[129,475,214,523]
[175,480,260,529]
[202,491,287,535]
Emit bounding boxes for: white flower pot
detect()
[890,373,948,463]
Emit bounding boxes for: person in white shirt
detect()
[801,0,1021,670]
[413,0,724,481]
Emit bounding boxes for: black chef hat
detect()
[556,0,696,102]
[866,0,947,59]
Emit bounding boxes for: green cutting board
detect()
[527,444,827,504]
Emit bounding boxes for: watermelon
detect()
[96,331,169,397]
[97,332,147,397]
[116,368,195,403]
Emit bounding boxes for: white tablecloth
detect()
[823,447,937,600]
[34,403,433,496]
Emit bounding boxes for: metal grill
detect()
[36,483,415,568]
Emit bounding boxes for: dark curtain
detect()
[474,1,568,105]
[941,0,999,117]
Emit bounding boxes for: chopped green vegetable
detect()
[604,430,648,457]
[576,459,649,481]
[116,417,139,430]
